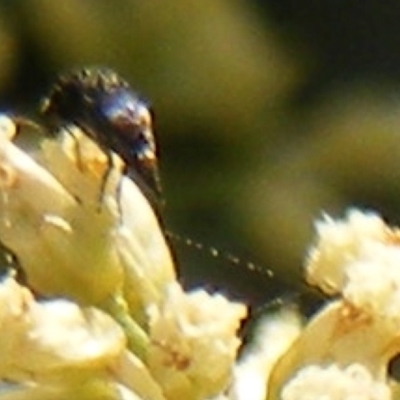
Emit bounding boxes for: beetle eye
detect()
[101,90,151,130]
[111,112,136,130]
[110,103,152,135]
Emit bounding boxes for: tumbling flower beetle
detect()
[39,67,290,304]
[40,67,162,207]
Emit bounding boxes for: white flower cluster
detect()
[0,115,246,400]
[231,210,400,400]
[147,283,244,400]
[1,113,399,400]
[307,210,400,328]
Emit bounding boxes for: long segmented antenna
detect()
[166,230,275,279]
[166,230,325,302]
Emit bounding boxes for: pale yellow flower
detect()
[257,210,398,400]
[2,112,398,400]
[0,115,247,400]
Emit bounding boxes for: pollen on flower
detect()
[146,282,247,400]
[305,209,391,294]
[306,210,400,325]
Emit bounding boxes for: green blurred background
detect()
[1,0,400,306]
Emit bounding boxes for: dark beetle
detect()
[38,69,307,305]
[41,67,162,206]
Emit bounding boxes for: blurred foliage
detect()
[0,1,400,306]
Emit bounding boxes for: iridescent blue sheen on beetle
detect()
[40,67,162,205]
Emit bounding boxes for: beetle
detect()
[39,67,312,308]
[40,67,162,207]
